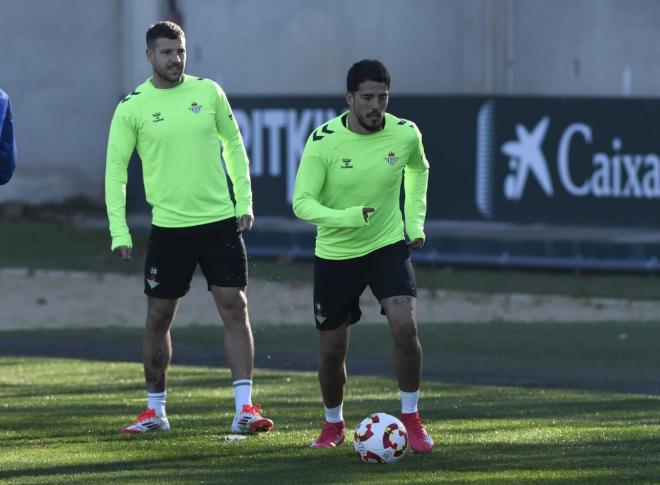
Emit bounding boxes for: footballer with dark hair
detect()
[106,21,273,435]
[293,59,433,453]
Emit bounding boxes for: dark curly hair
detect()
[346,59,390,93]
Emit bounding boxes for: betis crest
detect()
[385,151,399,165]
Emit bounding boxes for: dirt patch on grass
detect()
[2,269,660,330]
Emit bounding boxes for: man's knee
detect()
[147,301,177,330]
[391,320,420,353]
[320,337,348,365]
[215,289,247,315]
[320,347,346,365]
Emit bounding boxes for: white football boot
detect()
[121,408,170,433]
[230,404,273,434]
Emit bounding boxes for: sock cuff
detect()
[233,379,253,387]
[324,403,344,423]
[147,391,167,398]
[400,389,419,414]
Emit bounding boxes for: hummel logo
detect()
[341,158,353,169]
[501,117,553,200]
[152,112,164,123]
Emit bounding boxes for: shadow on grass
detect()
[3,373,660,436]
[0,450,437,483]
[3,358,660,483]
[3,323,660,395]
[2,435,660,483]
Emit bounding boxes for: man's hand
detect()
[114,245,132,261]
[237,214,254,232]
[363,207,375,223]
[407,238,424,250]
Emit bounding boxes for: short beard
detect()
[155,65,183,84]
[357,113,384,132]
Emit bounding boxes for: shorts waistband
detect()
[152,217,237,234]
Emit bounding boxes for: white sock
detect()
[147,391,167,417]
[233,379,253,414]
[324,403,344,424]
[400,389,419,414]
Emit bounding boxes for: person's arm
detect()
[403,125,430,245]
[214,83,253,221]
[105,107,137,252]
[292,136,367,228]
[0,97,16,185]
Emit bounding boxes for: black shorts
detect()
[144,218,247,299]
[313,240,417,330]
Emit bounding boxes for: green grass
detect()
[2,356,660,483]
[3,220,660,482]
[3,220,660,299]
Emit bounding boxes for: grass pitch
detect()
[3,220,660,482]
[2,356,660,484]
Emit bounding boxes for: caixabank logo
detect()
[475,100,660,225]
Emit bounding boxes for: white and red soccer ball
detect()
[353,413,408,464]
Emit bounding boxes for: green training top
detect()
[293,112,429,260]
[105,74,252,250]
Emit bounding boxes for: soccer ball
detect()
[353,413,408,464]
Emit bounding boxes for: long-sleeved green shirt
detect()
[293,112,429,260]
[105,75,252,250]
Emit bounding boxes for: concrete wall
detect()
[182,0,450,95]
[0,0,115,203]
[182,0,660,97]
[0,0,658,204]
[0,0,161,204]
[507,0,660,96]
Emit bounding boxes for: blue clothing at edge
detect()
[0,89,16,185]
